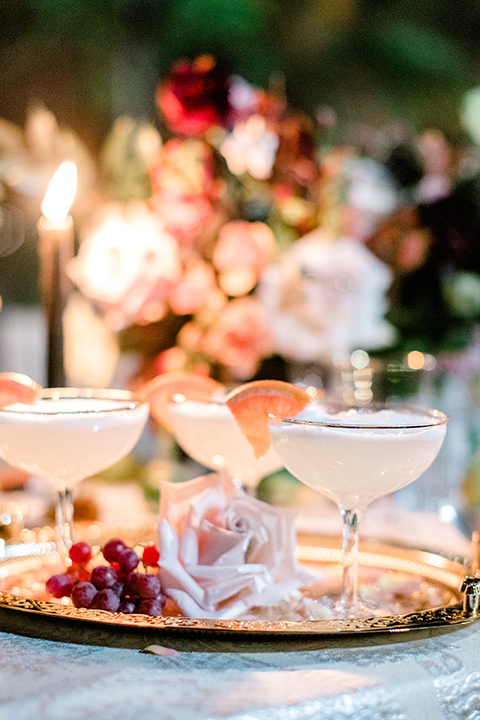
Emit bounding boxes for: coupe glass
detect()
[268,400,447,616]
[169,396,282,493]
[0,388,149,556]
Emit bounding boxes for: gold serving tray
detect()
[0,521,478,653]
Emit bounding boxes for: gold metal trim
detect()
[0,524,477,642]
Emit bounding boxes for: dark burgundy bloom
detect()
[273,111,320,190]
[157,56,231,135]
[366,206,432,275]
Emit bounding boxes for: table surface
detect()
[1,622,480,720]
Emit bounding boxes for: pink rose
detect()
[169,261,217,316]
[366,206,432,274]
[202,296,275,379]
[153,194,212,247]
[213,220,276,296]
[157,473,310,619]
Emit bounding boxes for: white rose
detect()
[157,473,311,619]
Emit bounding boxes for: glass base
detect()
[299,563,454,620]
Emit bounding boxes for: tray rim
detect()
[0,523,476,646]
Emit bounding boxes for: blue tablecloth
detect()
[1,622,480,720]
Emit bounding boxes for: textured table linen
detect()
[0,623,479,720]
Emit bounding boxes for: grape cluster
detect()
[46,538,165,616]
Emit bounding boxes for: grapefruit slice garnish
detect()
[138,371,225,430]
[225,380,313,458]
[0,372,43,408]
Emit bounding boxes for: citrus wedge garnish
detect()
[0,372,43,408]
[138,371,225,430]
[225,380,313,458]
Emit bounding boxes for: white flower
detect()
[68,202,180,330]
[257,232,394,363]
[343,157,399,241]
[220,115,279,180]
[157,473,310,619]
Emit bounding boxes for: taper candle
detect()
[38,162,77,387]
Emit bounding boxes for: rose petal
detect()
[179,526,198,566]
[140,645,179,656]
[158,519,205,604]
[167,588,249,619]
[196,520,249,565]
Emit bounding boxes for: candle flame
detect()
[42,162,77,223]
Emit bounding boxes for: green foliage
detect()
[1,0,480,149]
[164,0,278,82]
[175,0,269,35]
[368,19,470,79]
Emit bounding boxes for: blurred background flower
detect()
[68,201,180,331]
[156,55,231,136]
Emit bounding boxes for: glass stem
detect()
[55,487,73,556]
[230,472,257,496]
[340,507,361,615]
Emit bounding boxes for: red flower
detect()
[157,56,231,135]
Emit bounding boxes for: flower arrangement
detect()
[65,55,398,389]
[2,58,480,389]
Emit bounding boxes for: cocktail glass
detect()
[169,397,282,493]
[268,400,447,616]
[0,388,149,556]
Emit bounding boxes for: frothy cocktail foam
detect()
[269,405,446,509]
[0,397,149,489]
[169,398,281,487]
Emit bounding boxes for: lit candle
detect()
[38,162,77,387]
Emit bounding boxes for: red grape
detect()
[102,538,127,563]
[118,547,140,571]
[111,581,124,597]
[92,588,121,612]
[46,534,167,618]
[131,573,162,599]
[90,565,118,590]
[137,596,166,616]
[118,600,136,614]
[71,581,97,608]
[46,573,74,598]
[68,541,92,564]
[117,569,135,588]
